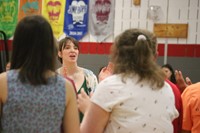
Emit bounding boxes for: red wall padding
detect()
[1,40,200,57]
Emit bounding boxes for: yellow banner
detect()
[18,0,42,21]
[42,0,66,39]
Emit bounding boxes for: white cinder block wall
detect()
[78,0,200,82]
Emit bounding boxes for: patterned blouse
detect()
[57,67,98,122]
[1,70,66,133]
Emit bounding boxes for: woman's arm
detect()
[80,102,110,133]
[0,72,7,121]
[63,80,80,133]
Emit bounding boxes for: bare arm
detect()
[63,80,80,133]
[0,72,7,120]
[80,102,110,133]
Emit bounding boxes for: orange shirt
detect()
[181,82,200,133]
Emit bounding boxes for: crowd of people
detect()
[0,15,199,133]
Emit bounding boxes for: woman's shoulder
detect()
[81,67,94,74]
[81,67,97,78]
[0,71,8,103]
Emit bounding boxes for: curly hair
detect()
[111,28,165,89]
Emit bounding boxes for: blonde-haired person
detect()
[80,28,178,133]
[0,15,79,133]
[57,36,98,122]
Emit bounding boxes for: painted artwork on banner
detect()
[64,0,89,41]
[18,0,42,21]
[89,0,115,42]
[0,0,18,39]
[42,0,66,39]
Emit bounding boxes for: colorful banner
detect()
[64,0,89,41]
[89,0,115,42]
[0,0,18,39]
[18,0,42,21]
[42,0,66,39]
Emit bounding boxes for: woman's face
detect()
[59,41,79,63]
[162,67,172,79]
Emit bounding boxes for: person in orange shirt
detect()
[181,82,200,133]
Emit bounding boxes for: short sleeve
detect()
[181,87,193,130]
[91,78,122,112]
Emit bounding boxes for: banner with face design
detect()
[0,0,18,39]
[64,0,89,41]
[18,0,42,21]
[89,0,115,42]
[42,0,66,39]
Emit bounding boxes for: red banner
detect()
[89,0,115,42]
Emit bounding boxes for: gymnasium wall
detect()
[77,0,200,82]
[1,0,200,82]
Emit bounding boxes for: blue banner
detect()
[64,0,89,40]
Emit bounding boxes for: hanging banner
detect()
[89,0,115,42]
[64,0,89,41]
[0,0,18,39]
[18,0,42,21]
[42,0,66,39]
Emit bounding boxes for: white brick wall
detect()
[80,0,200,44]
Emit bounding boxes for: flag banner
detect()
[0,0,18,39]
[64,0,89,41]
[89,0,115,42]
[42,0,66,39]
[18,0,42,21]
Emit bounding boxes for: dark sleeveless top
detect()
[1,70,66,133]
[78,78,89,122]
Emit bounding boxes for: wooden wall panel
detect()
[154,23,188,38]
[133,0,141,6]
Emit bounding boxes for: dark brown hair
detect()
[11,15,57,85]
[162,63,176,84]
[57,36,79,63]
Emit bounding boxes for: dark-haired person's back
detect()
[0,15,80,133]
[2,70,66,132]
